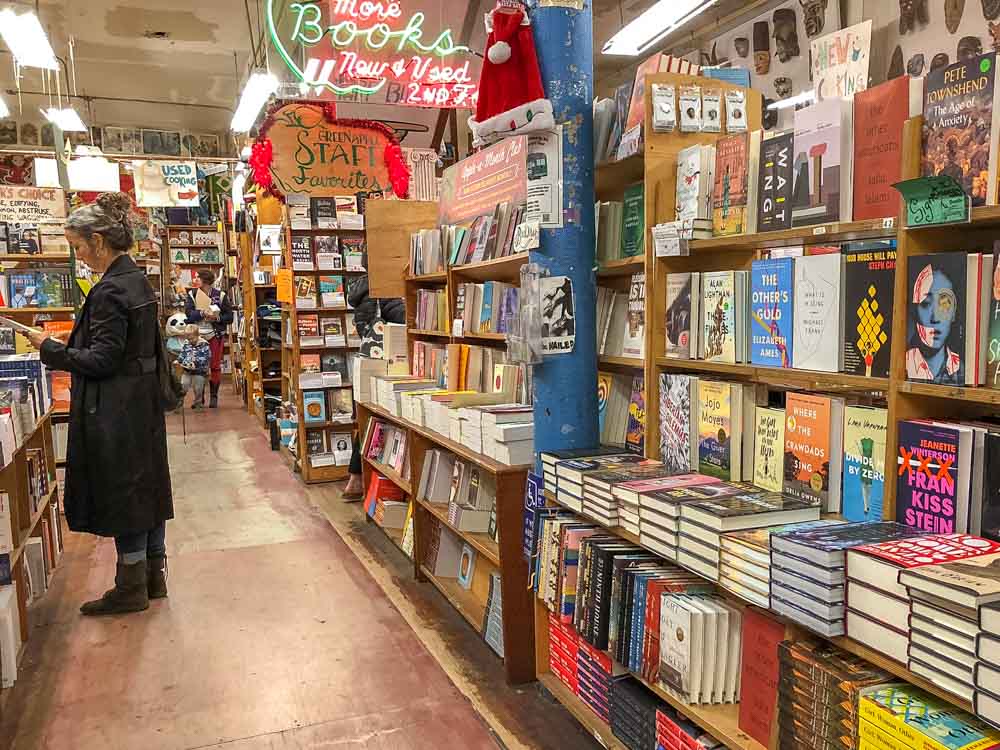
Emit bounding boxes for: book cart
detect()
[0,410,62,702]
[279,213,364,484]
[535,72,1000,748]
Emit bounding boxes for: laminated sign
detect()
[539,275,575,354]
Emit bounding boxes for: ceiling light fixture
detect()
[41,107,87,132]
[0,97,9,119]
[602,0,718,57]
[0,9,59,70]
[767,90,816,111]
[231,72,279,133]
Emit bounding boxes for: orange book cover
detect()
[49,372,70,413]
[458,345,470,390]
[782,391,831,505]
[624,52,665,134]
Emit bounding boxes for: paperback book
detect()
[842,406,887,523]
[842,244,895,378]
[756,130,793,232]
[749,257,793,368]
[712,133,749,236]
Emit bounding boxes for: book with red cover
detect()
[852,533,1000,568]
[738,608,785,746]
[640,573,713,684]
[364,474,405,517]
[712,133,749,237]
[852,77,918,220]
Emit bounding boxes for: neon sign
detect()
[266,0,480,109]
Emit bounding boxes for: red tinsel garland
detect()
[251,100,410,200]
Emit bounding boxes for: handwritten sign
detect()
[810,20,872,101]
[132,160,199,207]
[266,103,391,198]
[275,269,293,304]
[0,186,66,223]
[439,136,527,225]
[893,175,970,228]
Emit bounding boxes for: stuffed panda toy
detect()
[165,312,189,356]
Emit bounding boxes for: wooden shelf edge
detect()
[897,380,1000,405]
[417,497,501,566]
[654,358,890,390]
[538,673,625,749]
[687,218,896,251]
[10,484,57,569]
[363,455,411,493]
[419,564,488,635]
[599,355,644,369]
[406,272,448,282]
[597,257,644,277]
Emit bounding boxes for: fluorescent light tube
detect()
[0,97,8,119]
[231,72,280,133]
[767,90,815,111]
[603,0,717,57]
[41,107,87,132]
[0,9,58,70]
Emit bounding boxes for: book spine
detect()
[857,718,922,750]
[591,550,607,646]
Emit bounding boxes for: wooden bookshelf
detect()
[0,253,71,262]
[355,399,534,684]
[597,256,644,277]
[362,455,411,494]
[450,252,529,282]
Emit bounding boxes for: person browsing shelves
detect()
[184,268,233,408]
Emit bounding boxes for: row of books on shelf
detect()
[286,192,371,231]
[448,201,528,267]
[364,476,414,554]
[0,222,68,255]
[293,275,349,310]
[0,270,75,309]
[296,313,361,349]
[418,447,498,537]
[302,428,352,469]
[301,381,354,421]
[596,276,645,358]
[169,247,220,264]
[366,419,409,477]
[290,235,366,272]
[595,185,646,264]
[409,227,446,277]
[413,289,448,333]
[599,371,645,455]
[1,492,62,688]
[455,281,518,337]
[408,341,527,398]
[533,495,1000,744]
[0,443,53,583]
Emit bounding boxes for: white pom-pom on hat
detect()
[488,41,511,64]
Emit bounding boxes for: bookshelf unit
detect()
[0,410,63,697]
[281,218,362,484]
[355,399,535,685]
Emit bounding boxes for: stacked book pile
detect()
[578,638,618,725]
[482,571,504,658]
[581,465,673,535]
[375,377,436,415]
[553,452,647,516]
[635,475,728,560]
[480,405,534,465]
[846,533,1000,668]
[718,520,843,610]
[859,683,1000,749]
[978,604,1000,725]
[678,490,822,583]
[610,677,660,750]
[656,705,724,750]
[778,639,890,750]
[548,611,579,695]
[769,522,922,638]
[540,447,621,495]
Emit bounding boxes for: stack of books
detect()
[778,640,891,750]
[635,476,725,560]
[656,705,723,750]
[846,533,1000,666]
[480,405,534,465]
[678,491,822,582]
[578,638,619,726]
[769,522,920,638]
[554,452,647,516]
[859,684,1000,749]
[540,447,621,496]
[977,604,1000,726]
[579,465,671,535]
[482,571,504,658]
[548,611,580,696]
[610,677,660,750]
[718,519,844,609]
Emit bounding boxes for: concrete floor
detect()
[0,400,598,750]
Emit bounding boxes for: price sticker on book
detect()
[893,175,971,228]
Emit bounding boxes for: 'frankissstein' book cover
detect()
[757,130,794,232]
[843,244,896,378]
[842,405,887,523]
[750,258,793,368]
[896,420,963,534]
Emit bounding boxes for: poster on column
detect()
[0,187,66,223]
[526,127,564,228]
[132,160,199,207]
[439,136,527,225]
[539,275,575,354]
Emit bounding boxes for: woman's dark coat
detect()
[348,276,405,339]
[40,254,173,537]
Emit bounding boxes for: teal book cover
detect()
[480,283,494,333]
[621,183,645,257]
[842,405,887,522]
[303,390,326,423]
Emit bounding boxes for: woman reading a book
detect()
[24,192,173,616]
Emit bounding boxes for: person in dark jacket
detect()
[26,192,173,616]
[343,276,405,498]
[184,269,234,408]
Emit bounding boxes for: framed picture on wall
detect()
[18,122,40,147]
[142,129,181,156]
[0,122,18,146]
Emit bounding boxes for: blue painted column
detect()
[530,0,599,468]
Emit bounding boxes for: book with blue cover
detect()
[480,283,494,333]
[302,390,326,423]
[842,405,887,522]
[750,257,793,368]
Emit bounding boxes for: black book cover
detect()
[982,431,1000,543]
[757,130,794,232]
[842,243,897,377]
[905,252,967,384]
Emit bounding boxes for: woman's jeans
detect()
[114,522,167,565]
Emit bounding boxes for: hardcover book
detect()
[772,521,924,566]
[752,406,785,493]
[842,405,887,523]
[899,549,1000,609]
[621,183,645,258]
[896,420,968,534]
[984,432,1000,542]
[905,252,967,384]
[659,373,694,474]
[843,244,896,378]
[853,76,919,220]
[624,375,645,456]
[791,97,846,226]
[622,273,645,358]
[291,236,313,271]
[750,258,793,368]
[664,272,697,359]
[922,51,1000,207]
[697,380,734,480]
[792,253,842,372]
[859,684,1000,749]
[783,392,842,511]
[676,143,713,222]
[712,133,748,236]
[702,270,737,364]
[756,130,794,232]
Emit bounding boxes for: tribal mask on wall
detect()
[799,0,828,37]
[772,8,800,63]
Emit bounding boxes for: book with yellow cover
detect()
[859,684,1000,750]
[697,379,739,481]
[752,406,784,493]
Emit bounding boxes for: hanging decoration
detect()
[250,101,410,200]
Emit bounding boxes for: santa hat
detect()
[468,5,555,147]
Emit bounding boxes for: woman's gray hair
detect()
[65,191,134,252]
